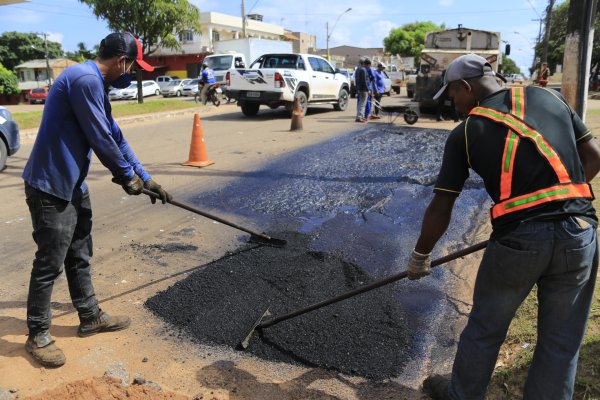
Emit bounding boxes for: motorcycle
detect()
[195,83,222,107]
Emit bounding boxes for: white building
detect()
[153,12,285,56]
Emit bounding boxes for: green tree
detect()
[536,0,600,75]
[0,32,64,71]
[0,63,19,95]
[78,0,201,102]
[78,0,200,57]
[501,53,522,75]
[383,21,443,59]
[66,42,95,62]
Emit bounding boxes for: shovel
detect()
[239,240,488,349]
[142,189,287,248]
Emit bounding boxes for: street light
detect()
[326,7,352,62]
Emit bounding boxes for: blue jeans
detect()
[356,91,368,119]
[449,217,598,400]
[25,184,99,334]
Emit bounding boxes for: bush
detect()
[0,63,19,95]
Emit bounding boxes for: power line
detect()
[5,4,95,19]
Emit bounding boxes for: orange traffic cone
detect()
[290,96,303,131]
[182,114,215,168]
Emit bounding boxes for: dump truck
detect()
[415,26,503,107]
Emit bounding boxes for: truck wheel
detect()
[393,87,401,94]
[334,88,349,111]
[407,90,414,98]
[0,139,7,172]
[241,102,260,116]
[293,91,308,117]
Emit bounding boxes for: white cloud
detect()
[47,32,64,45]
[439,0,455,6]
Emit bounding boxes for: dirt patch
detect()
[24,376,191,400]
[146,232,410,380]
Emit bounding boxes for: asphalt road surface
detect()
[0,98,487,399]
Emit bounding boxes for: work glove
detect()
[407,249,432,280]
[112,175,143,196]
[144,179,172,204]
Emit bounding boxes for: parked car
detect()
[108,85,127,101]
[0,106,20,172]
[350,69,392,97]
[28,87,48,104]
[182,79,201,97]
[120,80,161,100]
[504,73,525,84]
[156,75,178,89]
[161,79,192,97]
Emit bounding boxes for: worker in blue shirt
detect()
[371,62,387,119]
[21,32,171,368]
[199,62,217,104]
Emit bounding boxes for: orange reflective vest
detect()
[469,87,593,221]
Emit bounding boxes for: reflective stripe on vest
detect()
[499,87,524,200]
[469,88,593,220]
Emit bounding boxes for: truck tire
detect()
[333,88,349,111]
[393,86,401,94]
[293,91,308,117]
[407,90,414,98]
[241,102,260,116]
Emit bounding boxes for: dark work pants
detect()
[24,184,99,335]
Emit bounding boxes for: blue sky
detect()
[1,0,556,75]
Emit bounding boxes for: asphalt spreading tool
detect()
[239,240,488,349]
[143,189,287,248]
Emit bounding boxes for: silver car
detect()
[161,79,192,98]
[182,79,200,97]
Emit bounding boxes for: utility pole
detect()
[36,32,52,87]
[532,18,543,72]
[541,0,556,63]
[241,0,247,39]
[561,0,598,119]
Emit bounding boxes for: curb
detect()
[19,106,207,143]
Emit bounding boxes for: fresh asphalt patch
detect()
[146,231,410,379]
[145,124,490,380]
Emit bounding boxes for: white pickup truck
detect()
[225,53,350,117]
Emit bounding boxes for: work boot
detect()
[78,310,131,337]
[423,374,451,400]
[25,331,66,368]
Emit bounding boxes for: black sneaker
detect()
[78,310,131,337]
[25,331,66,368]
[423,375,451,400]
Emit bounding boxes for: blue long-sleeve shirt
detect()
[22,60,150,201]
[372,69,386,93]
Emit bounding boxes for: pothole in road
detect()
[146,231,411,380]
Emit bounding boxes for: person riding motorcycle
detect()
[199,62,217,104]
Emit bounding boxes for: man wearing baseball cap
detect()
[22,32,171,368]
[406,54,600,399]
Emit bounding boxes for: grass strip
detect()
[13,99,200,130]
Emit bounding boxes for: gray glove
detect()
[143,179,172,204]
[407,250,432,280]
[113,175,143,196]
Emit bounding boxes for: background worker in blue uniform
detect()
[21,32,171,368]
[364,60,375,119]
[370,62,387,119]
[199,62,217,104]
[406,54,600,399]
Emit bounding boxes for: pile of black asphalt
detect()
[146,231,410,380]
